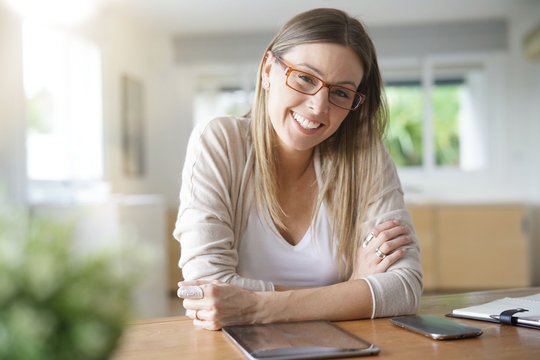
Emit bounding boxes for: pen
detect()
[489,315,540,328]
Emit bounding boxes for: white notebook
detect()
[449,293,540,328]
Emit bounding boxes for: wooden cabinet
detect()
[408,205,530,291]
[409,206,437,290]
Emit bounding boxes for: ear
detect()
[262,51,275,81]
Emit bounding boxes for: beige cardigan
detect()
[174,116,423,318]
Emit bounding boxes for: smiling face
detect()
[263,42,364,155]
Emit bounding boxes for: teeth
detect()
[292,112,321,129]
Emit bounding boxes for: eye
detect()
[296,73,317,85]
[331,88,352,99]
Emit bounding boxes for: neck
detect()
[275,145,315,184]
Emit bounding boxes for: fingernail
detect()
[394,220,400,225]
[178,285,204,299]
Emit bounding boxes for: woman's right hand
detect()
[349,220,412,280]
[179,280,260,331]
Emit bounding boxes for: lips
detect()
[292,111,322,130]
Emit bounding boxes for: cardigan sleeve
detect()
[361,149,424,318]
[173,118,274,292]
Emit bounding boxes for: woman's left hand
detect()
[178,280,258,331]
[349,220,412,280]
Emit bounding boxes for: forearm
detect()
[253,279,373,323]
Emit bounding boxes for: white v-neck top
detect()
[237,202,341,287]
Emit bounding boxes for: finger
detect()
[191,310,221,330]
[378,235,413,254]
[376,248,408,272]
[374,247,388,261]
[178,279,213,287]
[362,231,375,248]
[181,298,196,310]
[186,309,197,319]
[191,308,222,330]
[364,221,403,249]
[194,318,221,331]
[182,296,209,311]
[375,225,410,245]
[371,220,400,235]
[194,309,207,321]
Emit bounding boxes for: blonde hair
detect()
[251,8,388,275]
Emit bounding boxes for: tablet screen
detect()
[222,320,379,359]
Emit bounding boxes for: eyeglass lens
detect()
[287,70,360,110]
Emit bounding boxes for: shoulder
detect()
[191,116,251,145]
[380,146,400,182]
[185,116,253,169]
[372,145,404,202]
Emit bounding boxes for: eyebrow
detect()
[297,62,359,89]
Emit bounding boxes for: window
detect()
[23,22,104,202]
[192,67,256,127]
[190,57,498,176]
[194,87,253,127]
[385,81,423,167]
[432,78,462,167]
[383,57,492,172]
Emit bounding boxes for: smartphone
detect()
[390,315,483,340]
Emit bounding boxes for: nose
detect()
[307,87,330,115]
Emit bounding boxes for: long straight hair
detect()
[251,8,388,275]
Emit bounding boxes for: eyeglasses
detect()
[273,56,366,111]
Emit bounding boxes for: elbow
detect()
[403,268,423,315]
[366,267,423,317]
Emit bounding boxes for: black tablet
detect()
[222,320,380,359]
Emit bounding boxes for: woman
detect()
[174,8,423,331]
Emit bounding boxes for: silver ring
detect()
[178,285,204,299]
[375,247,387,260]
[363,232,375,248]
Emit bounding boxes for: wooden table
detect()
[111,288,540,359]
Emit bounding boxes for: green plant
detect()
[433,84,460,166]
[384,85,423,167]
[0,205,140,360]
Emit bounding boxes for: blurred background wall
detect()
[0,0,539,316]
